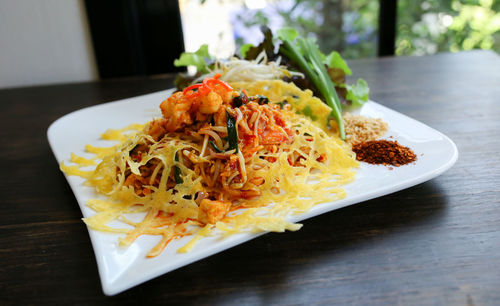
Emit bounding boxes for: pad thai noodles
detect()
[61,75,358,257]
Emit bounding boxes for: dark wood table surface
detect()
[1,50,499,305]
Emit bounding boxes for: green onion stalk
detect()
[279,39,345,140]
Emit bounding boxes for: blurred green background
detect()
[396,0,500,56]
[185,0,500,59]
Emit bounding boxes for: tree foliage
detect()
[396,0,500,55]
[195,0,500,58]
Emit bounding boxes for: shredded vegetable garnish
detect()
[191,52,303,85]
[61,77,358,257]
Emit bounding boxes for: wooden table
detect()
[1,50,499,305]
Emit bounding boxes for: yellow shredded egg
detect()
[61,80,358,256]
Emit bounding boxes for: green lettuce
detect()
[346,79,370,107]
[276,27,299,42]
[325,51,352,76]
[239,43,253,58]
[174,44,213,74]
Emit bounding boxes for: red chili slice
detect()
[183,83,203,95]
[183,74,233,98]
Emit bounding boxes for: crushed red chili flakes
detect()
[352,140,417,166]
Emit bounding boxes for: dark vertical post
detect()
[378,0,397,56]
[84,0,185,78]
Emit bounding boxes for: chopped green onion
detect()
[226,111,239,153]
[279,37,346,140]
[256,95,269,105]
[209,140,223,153]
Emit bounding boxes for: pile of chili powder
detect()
[352,140,416,166]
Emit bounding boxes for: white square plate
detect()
[48,89,458,295]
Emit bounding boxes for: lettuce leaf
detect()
[239,43,253,58]
[174,44,213,74]
[243,26,276,60]
[325,51,352,76]
[346,79,369,107]
[276,27,298,42]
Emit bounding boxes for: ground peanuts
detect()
[352,140,416,166]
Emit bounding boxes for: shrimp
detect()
[199,91,222,114]
[213,106,228,126]
[198,199,231,224]
[160,92,193,132]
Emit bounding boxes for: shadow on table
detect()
[110,180,448,303]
